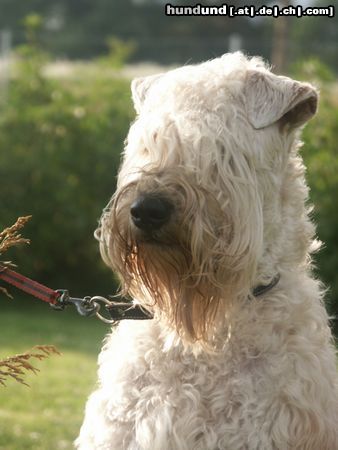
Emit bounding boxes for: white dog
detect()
[76,53,338,450]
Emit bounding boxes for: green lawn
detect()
[0,297,108,450]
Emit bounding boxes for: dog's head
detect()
[96,52,318,346]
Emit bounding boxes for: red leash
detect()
[0,265,59,305]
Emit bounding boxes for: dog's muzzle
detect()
[130,194,173,231]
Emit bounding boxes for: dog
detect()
[75,52,338,450]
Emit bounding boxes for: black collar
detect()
[252,273,281,297]
[107,274,281,322]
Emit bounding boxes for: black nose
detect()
[130,195,173,231]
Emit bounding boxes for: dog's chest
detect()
[97,321,271,449]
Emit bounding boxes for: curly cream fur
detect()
[76,52,338,450]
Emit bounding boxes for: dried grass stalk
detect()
[0,216,31,298]
[0,216,61,386]
[0,346,61,386]
[0,215,31,257]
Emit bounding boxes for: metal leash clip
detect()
[88,296,118,324]
[51,290,117,323]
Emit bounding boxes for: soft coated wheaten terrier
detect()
[76,53,338,450]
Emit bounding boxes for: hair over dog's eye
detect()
[219,145,226,159]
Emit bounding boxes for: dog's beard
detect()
[96,170,259,345]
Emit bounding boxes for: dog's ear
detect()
[131,73,163,113]
[244,70,318,130]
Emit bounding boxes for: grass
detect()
[0,295,108,450]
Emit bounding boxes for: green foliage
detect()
[291,59,338,335]
[292,58,336,84]
[8,14,50,104]
[0,43,134,295]
[99,36,136,69]
[22,13,43,45]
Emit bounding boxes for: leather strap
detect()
[252,274,281,297]
[0,265,59,305]
[106,302,153,321]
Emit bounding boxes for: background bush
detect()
[292,60,338,336]
[0,46,133,295]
